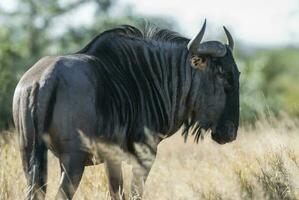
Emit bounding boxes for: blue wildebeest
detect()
[13,20,240,200]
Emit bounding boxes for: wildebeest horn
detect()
[223,26,234,50]
[197,41,227,57]
[187,19,206,52]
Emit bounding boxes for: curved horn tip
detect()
[187,19,207,51]
[223,26,234,50]
[202,18,207,30]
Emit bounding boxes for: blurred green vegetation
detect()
[238,47,299,124]
[0,0,298,130]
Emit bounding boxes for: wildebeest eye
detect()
[216,66,234,90]
[190,55,208,70]
[218,66,224,74]
[223,71,235,91]
[215,66,225,78]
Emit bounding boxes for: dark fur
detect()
[74,25,219,147]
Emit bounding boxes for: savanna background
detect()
[0,0,299,199]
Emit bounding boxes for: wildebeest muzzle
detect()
[211,121,237,144]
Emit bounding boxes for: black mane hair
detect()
[76,24,205,146]
[77,24,189,54]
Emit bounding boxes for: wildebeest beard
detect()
[76,25,230,147]
[182,114,210,143]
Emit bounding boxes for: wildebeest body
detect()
[13,23,240,199]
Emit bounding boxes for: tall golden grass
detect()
[1,116,299,200]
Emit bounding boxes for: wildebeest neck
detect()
[83,34,197,141]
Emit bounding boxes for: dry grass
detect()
[1,117,299,200]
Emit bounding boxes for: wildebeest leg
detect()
[130,162,154,199]
[21,141,48,200]
[55,152,85,200]
[130,142,157,198]
[105,161,125,200]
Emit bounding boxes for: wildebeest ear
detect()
[190,55,207,70]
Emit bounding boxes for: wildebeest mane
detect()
[76,24,205,147]
[77,24,189,54]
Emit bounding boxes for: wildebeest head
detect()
[187,20,240,144]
